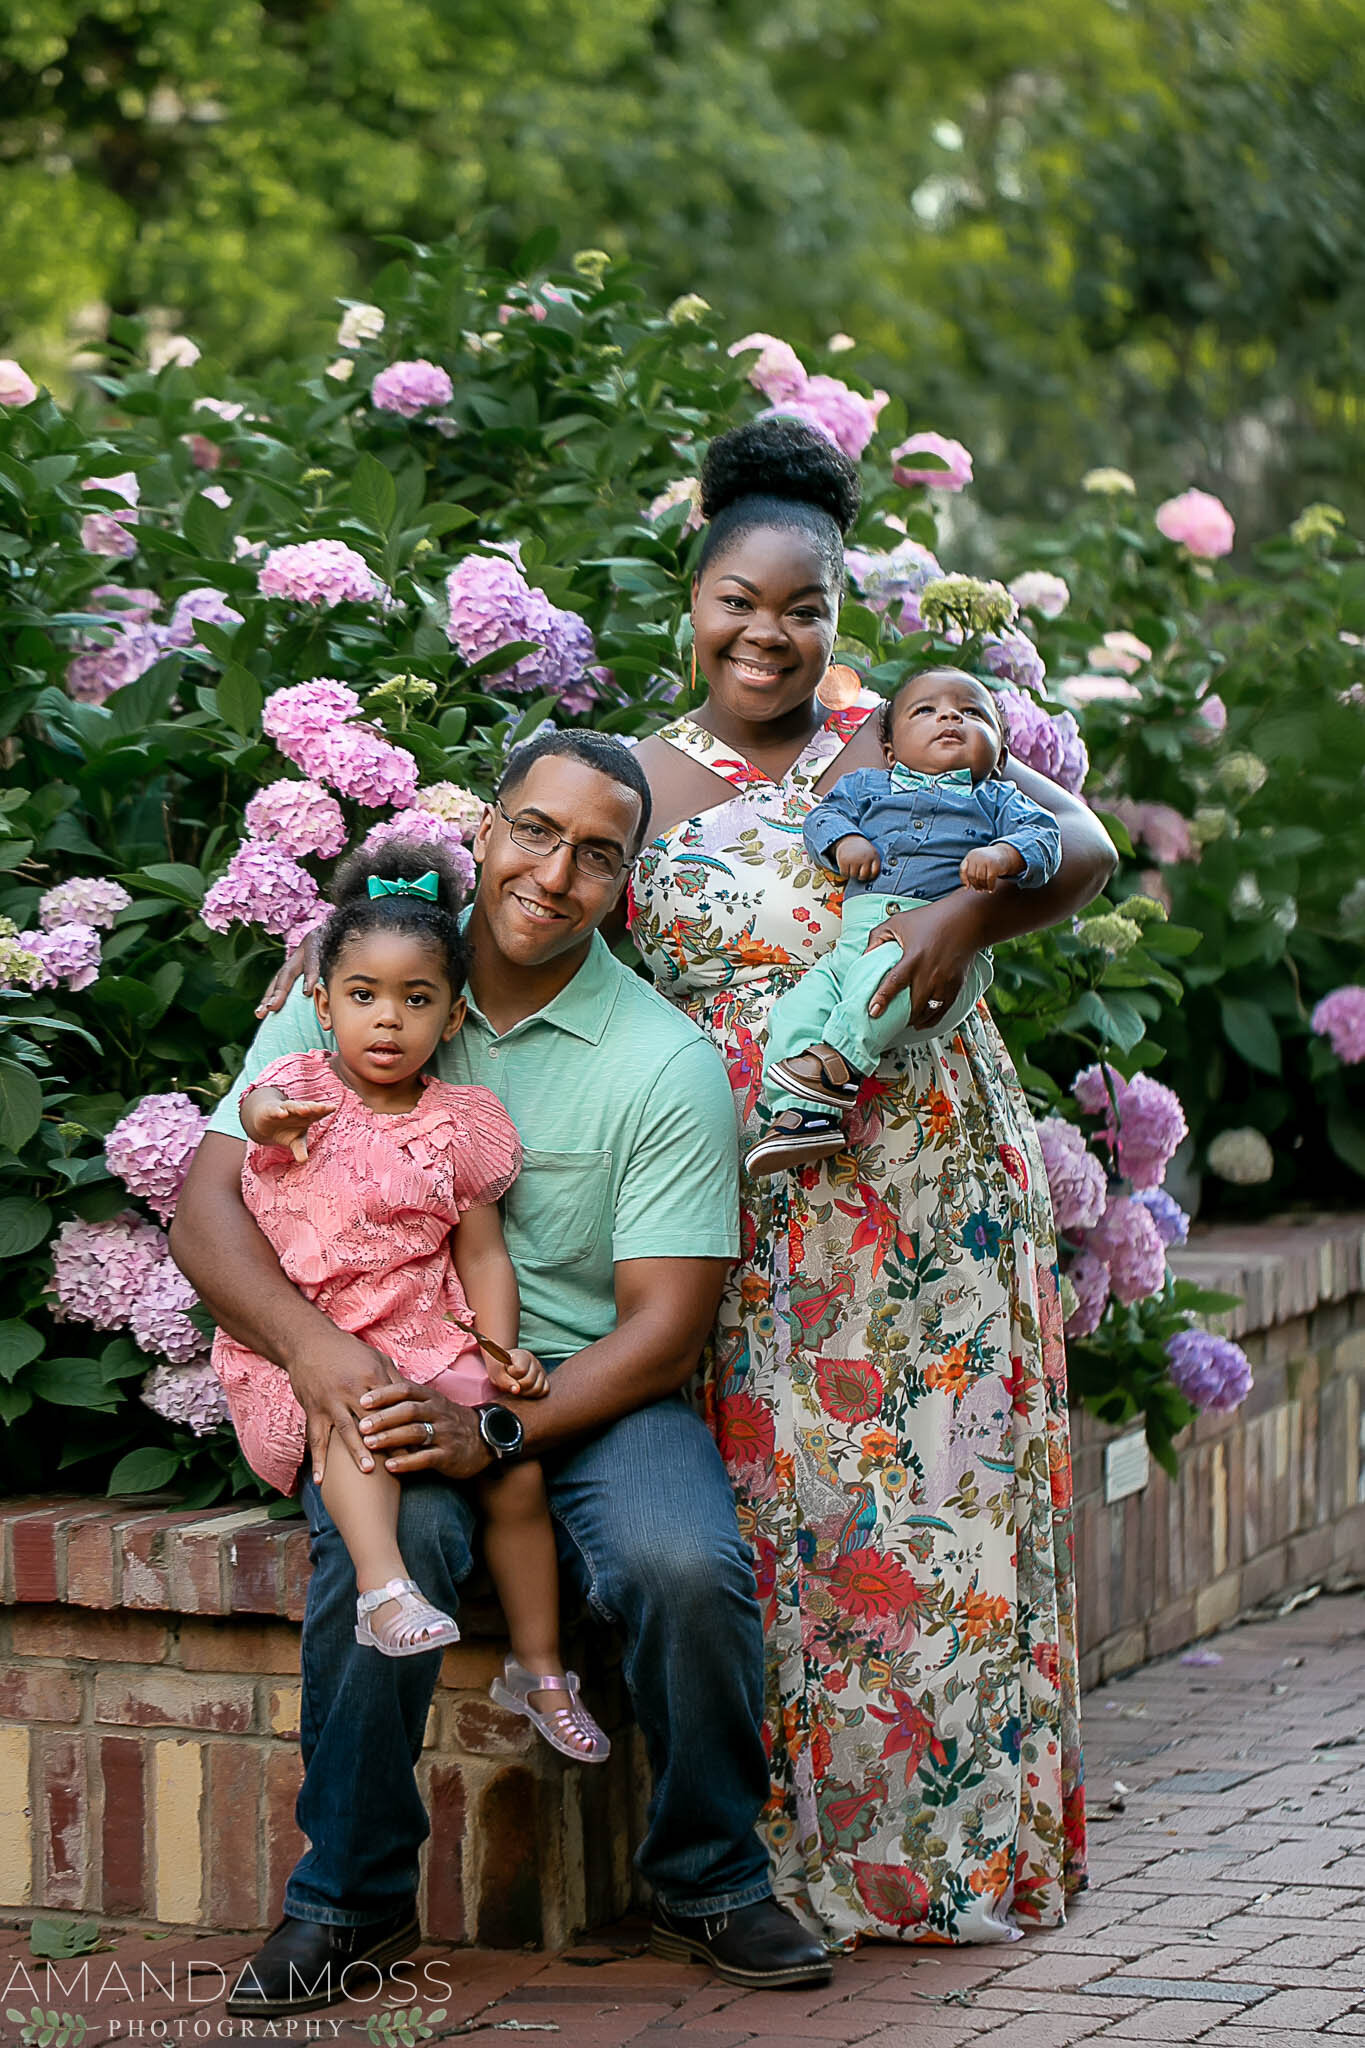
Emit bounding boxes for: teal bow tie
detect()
[890,764,975,794]
[367,871,439,901]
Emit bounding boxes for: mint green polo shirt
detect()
[207,933,740,1360]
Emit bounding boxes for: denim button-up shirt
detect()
[803,766,1063,902]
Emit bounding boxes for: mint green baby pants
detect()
[762,892,993,1117]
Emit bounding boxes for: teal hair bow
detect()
[367,871,439,902]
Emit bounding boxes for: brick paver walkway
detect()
[5,1593,1365,2046]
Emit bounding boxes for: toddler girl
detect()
[211,837,607,1762]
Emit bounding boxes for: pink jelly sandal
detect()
[354,1577,461,1658]
[489,1656,611,1763]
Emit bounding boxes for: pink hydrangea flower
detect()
[307,724,419,809]
[262,678,363,766]
[1197,692,1228,735]
[183,434,221,471]
[1008,571,1069,619]
[1165,1329,1253,1413]
[89,586,161,625]
[244,779,347,859]
[1311,986,1365,1064]
[727,334,807,403]
[890,432,973,492]
[65,627,166,705]
[981,629,1046,695]
[1082,1193,1167,1303]
[25,922,102,990]
[1087,632,1152,676]
[39,879,130,931]
[996,688,1088,793]
[414,782,487,839]
[771,376,887,461]
[361,812,477,895]
[193,397,246,422]
[130,1257,210,1364]
[48,1213,166,1328]
[0,360,38,407]
[371,359,455,418]
[646,478,704,531]
[1072,1063,1189,1189]
[79,472,140,558]
[106,1091,209,1222]
[1106,799,1196,866]
[259,539,379,607]
[1156,488,1235,560]
[164,587,244,648]
[444,551,595,696]
[1035,1116,1108,1234]
[202,842,323,939]
[139,1360,230,1434]
[1056,673,1142,709]
[1063,1249,1111,1340]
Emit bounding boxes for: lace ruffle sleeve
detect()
[244,1049,340,1105]
[421,1083,522,1213]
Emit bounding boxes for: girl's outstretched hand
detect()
[251,1099,334,1162]
[489,1347,550,1398]
[257,931,324,1017]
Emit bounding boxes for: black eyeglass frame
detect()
[492,799,631,882]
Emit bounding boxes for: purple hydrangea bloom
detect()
[996,688,1088,793]
[1035,1115,1108,1234]
[130,1257,210,1364]
[1135,1187,1190,1248]
[306,724,419,809]
[259,539,379,607]
[163,587,244,648]
[890,433,973,492]
[371,359,454,417]
[202,842,323,939]
[1082,1194,1167,1304]
[1165,1329,1254,1412]
[846,537,943,632]
[65,627,167,705]
[38,879,130,932]
[361,812,477,895]
[1072,1064,1189,1191]
[444,551,595,697]
[244,779,347,860]
[139,1360,230,1435]
[89,585,161,624]
[981,628,1047,694]
[48,1213,166,1329]
[1311,986,1365,1064]
[1008,571,1069,619]
[262,678,363,766]
[1063,1249,1111,1340]
[26,922,102,990]
[105,1091,210,1222]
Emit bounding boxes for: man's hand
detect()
[288,1331,408,1485]
[864,892,988,1028]
[487,1347,549,1398]
[959,842,1025,893]
[834,833,881,882]
[357,1379,492,1479]
[243,1095,334,1161]
[257,931,323,1018]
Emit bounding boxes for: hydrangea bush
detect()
[1,238,1360,1498]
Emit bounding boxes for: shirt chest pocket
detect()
[504,1147,613,1268]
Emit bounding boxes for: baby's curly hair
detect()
[698,416,860,588]
[319,837,470,995]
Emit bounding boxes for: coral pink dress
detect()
[212,1049,522,1492]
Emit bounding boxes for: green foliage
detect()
[0,234,1360,1495]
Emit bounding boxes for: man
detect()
[170,731,829,2014]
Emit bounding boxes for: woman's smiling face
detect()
[692,526,839,725]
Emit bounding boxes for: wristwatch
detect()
[475,1402,525,1461]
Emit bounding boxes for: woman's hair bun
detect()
[700,416,860,537]
[329,836,467,914]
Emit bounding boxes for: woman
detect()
[628,416,1106,1946]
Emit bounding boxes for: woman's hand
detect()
[864,893,990,1027]
[257,931,323,1018]
[488,1347,549,1398]
[357,1379,491,1479]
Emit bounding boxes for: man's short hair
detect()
[496,729,654,855]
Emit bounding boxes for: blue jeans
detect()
[285,1394,773,1926]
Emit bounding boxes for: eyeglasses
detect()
[493,801,629,883]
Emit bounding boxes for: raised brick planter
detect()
[1073,1212,1365,1687]
[0,1504,643,1945]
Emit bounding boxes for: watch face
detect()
[480,1404,523,1453]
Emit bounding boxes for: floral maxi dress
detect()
[628,694,1087,1946]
